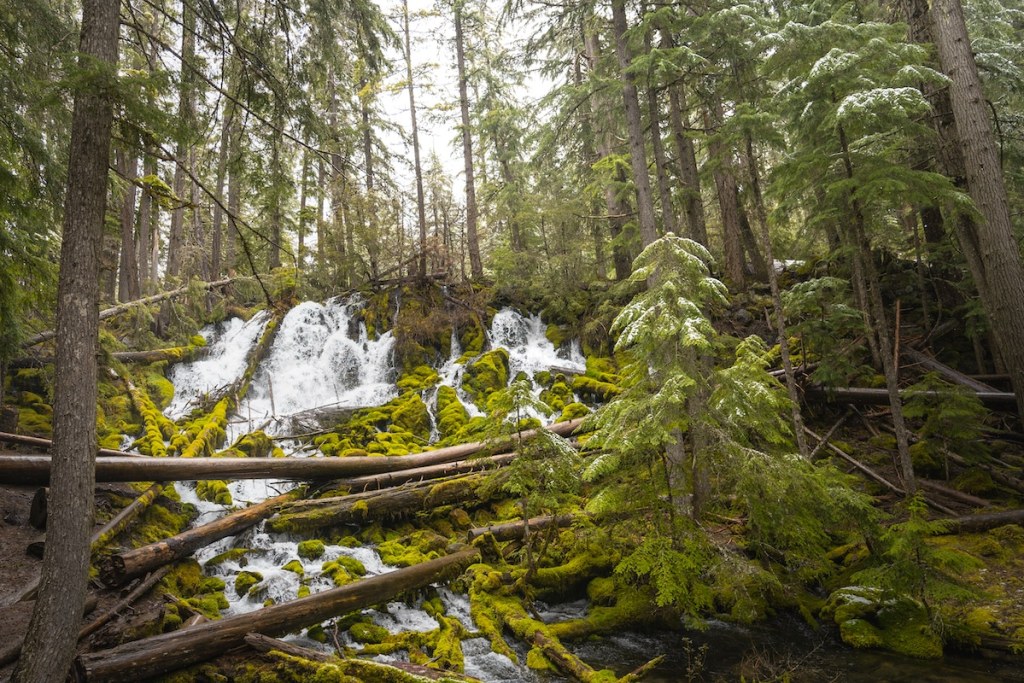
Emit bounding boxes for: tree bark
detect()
[403,0,429,278]
[116,148,140,302]
[930,0,1024,424]
[583,26,633,281]
[610,0,658,249]
[77,548,481,682]
[803,385,1016,409]
[454,1,483,280]
[703,102,745,288]
[211,102,231,279]
[12,1,118,680]
[136,151,155,290]
[166,0,195,280]
[643,29,677,236]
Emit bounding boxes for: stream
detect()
[161,296,1020,682]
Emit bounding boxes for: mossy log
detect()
[0,431,144,458]
[76,548,481,682]
[20,277,240,348]
[268,474,487,534]
[944,509,1024,533]
[99,489,301,587]
[328,452,516,493]
[90,482,164,549]
[467,514,577,542]
[9,346,205,369]
[804,385,1017,409]
[0,418,586,485]
[244,633,483,682]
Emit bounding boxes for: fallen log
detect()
[944,509,1024,534]
[268,474,486,534]
[903,348,998,393]
[918,479,990,508]
[99,489,301,587]
[21,277,240,348]
[467,513,578,542]
[76,548,481,682]
[804,386,1017,410]
[326,452,516,493]
[0,432,145,458]
[0,418,587,485]
[9,345,205,369]
[78,566,173,643]
[91,482,164,549]
[244,633,483,682]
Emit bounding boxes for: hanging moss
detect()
[129,381,177,457]
[172,397,229,458]
[463,349,510,411]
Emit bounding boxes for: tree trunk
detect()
[316,155,325,269]
[297,148,309,269]
[643,29,677,236]
[116,148,140,302]
[99,490,299,587]
[930,0,1024,424]
[661,30,707,246]
[78,549,481,682]
[136,151,154,290]
[211,104,231,279]
[583,27,633,280]
[610,0,658,249]
[12,1,118,680]
[703,103,745,289]
[454,2,483,280]
[467,513,577,542]
[944,508,1024,534]
[166,0,195,280]
[803,385,1016,409]
[328,70,347,288]
[403,0,428,279]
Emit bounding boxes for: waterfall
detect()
[489,308,585,379]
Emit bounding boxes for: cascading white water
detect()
[163,298,590,681]
[231,297,397,440]
[164,311,271,420]
[489,308,586,379]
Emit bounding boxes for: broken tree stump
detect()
[77,548,481,682]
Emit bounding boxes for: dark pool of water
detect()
[571,614,1024,682]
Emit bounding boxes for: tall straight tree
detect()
[13,0,119,680]
[454,0,483,280]
[167,0,196,279]
[402,0,428,278]
[610,0,658,248]
[116,145,140,301]
[930,0,1024,423]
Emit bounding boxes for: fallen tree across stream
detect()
[20,277,242,348]
[77,547,481,682]
[0,418,586,485]
[99,489,302,587]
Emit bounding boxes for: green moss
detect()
[435,386,469,440]
[234,570,264,597]
[840,618,885,648]
[350,621,390,644]
[558,402,590,422]
[282,560,304,576]
[334,554,367,576]
[540,379,574,413]
[458,318,485,358]
[463,349,510,410]
[195,479,233,505]
[146,372,176,410]
[825,587,942,658]
[391,391,432,441]
[397,365,440,392]
[171,397,229,458]
[320,561,355,587]
[133,496,195,547]
[205,548,250,568]
[229,431,276,458]
[297,539,326,560]
[571,375,621,402]
[545,323,568,349]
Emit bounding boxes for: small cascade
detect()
[231,297,397,439]
[164,311,271,420]
[436,329,484,419]
[489,308,585,379]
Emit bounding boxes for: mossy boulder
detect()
[350,621,390,644]
[195,480,233,506]
[282,559,304,577]
[391,392,431,441]
[545,323,569,349]
[297,539,326,560]
[234,570,264,597]
[540,377,574,413]
[823,587,943,658]
[463,349,510,411]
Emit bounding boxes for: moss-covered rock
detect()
[195,479,233,505]
[463,349,510,411]
[297,539,325,560]
[391,391,431,441]
[823,587,943,658]
[397,365,440,392]
[435,386,469,440]
[234,570,264,597]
